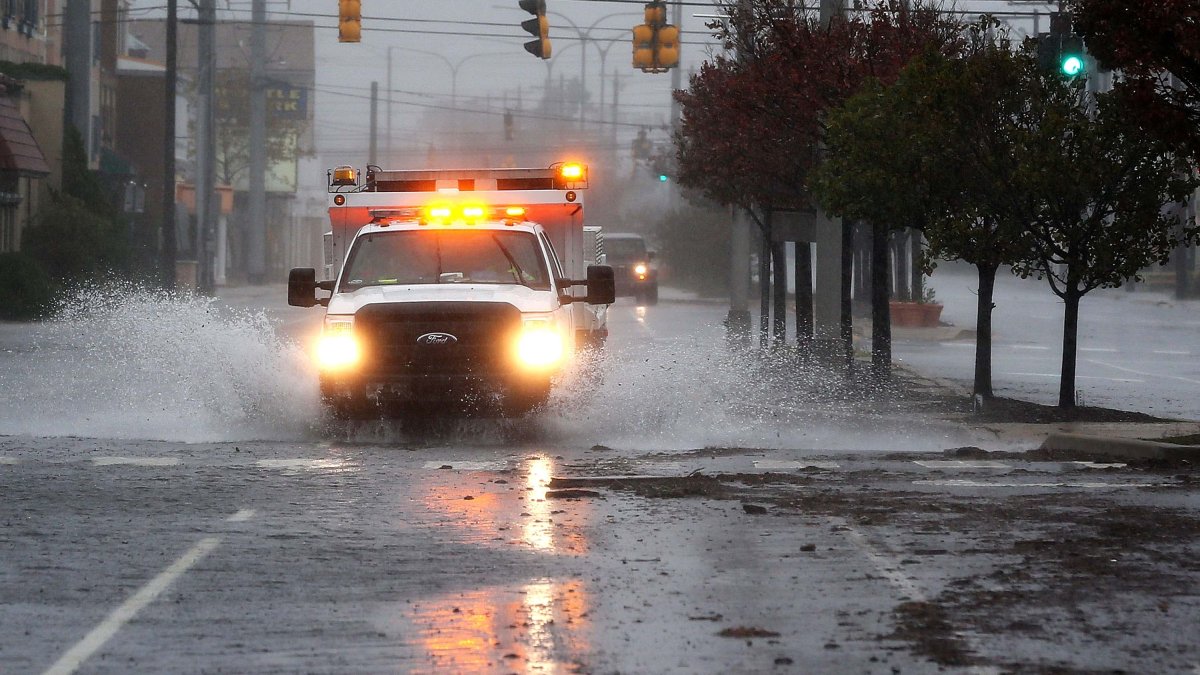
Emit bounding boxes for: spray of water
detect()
[537,338,966,453]
[0,284,322,443]
[0,285,965,452]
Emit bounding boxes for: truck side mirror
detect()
[586,264,616,305]
[647,250,657,261]
[288,267,318,307]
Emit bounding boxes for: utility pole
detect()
[162,0,178,289]
[195,0,216,294]
[369,81,379,166]
[247,0,267,284]
[386,48,393,162]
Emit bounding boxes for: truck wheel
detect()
[645,283,659,306]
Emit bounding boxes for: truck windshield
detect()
[604,237,647,262]
[340,229,551,291]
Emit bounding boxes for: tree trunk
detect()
[871,223,891,381]
[974,263,998,399]
[840,219,854,369]
[1059,287,1081,408]
[771,240,786,345]
[910,230,924,303]
[794,241,812,347]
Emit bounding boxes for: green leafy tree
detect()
[814,23,1043,397]
[1014,84,1200,408]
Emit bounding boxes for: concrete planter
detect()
[889,301,943,328]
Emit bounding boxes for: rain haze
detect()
[2,1,1198,673]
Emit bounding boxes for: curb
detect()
[1040,432,1200,462]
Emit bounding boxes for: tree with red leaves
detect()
[674,0,962,374]
[1070,0,1200,159]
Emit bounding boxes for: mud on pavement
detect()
[550,450,1200,672]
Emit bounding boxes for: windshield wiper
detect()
[491,235,532,287]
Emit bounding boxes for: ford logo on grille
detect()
[416,332,458,345]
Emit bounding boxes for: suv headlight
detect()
[515,317,565,370]
[316,316,360,371]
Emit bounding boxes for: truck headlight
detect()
[634,263,648,279]
[316,317,360,371]
[516,319,564,370]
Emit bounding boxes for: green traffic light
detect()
[1061,55,1084,77]
[659,174,668,182]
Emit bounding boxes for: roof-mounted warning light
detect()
[552,162,588,190]
[503,206,527,226]
[330,165,357,187]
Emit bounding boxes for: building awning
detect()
[0,93,50,177]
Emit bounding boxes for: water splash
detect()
[0,284,322,443]
[539,338,965,452]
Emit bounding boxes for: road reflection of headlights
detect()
[317,319,360,370]
[516,321,564,369]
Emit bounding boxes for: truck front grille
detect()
[354,302,522,378]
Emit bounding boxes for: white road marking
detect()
[421,460,508,471]
[914,479,1137,488]
[938,342,974,348]
[0,457,19,465]
[841,524,999,675]
[92,457,180,467]
[753,460,841,470]
[1070,461,1126,469]
[913,460,1010,469]
[1001,372,1144,383]
[1152,350,1190,356]
[256,459,346,470]
[42,536,222,675]
[1085,358,1200,386]
[1010,345,1050,351]
[1079,347,1118,353]
[841,524,926,601]
[226,509,256,522]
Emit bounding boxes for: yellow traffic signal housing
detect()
[338,0,361,43]
[520,0,551,59]
[632,24,655,70]
[644,1,667,27]
[632,19,679,72]
[656,24,679,69]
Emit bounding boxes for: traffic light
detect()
[338,0,361,43]
[1059,36,1085,77]
[632,1,679,73]
[520,0,551,59]
[1036,12,1086,78]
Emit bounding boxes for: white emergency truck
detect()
[288,161,615,418]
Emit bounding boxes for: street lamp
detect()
[384,47,522,158]
[547,11,640,127]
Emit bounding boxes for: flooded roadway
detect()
[1,288,1197,672]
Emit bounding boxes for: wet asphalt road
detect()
[1,291,1198,673]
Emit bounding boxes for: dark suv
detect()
[604,233,658,305]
